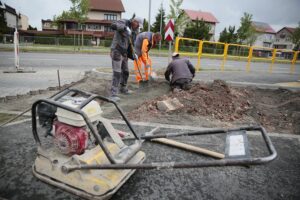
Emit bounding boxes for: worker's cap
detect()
[133,17,144,27]
[172,52,180,57]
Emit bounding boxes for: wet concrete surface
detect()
[0,121,300,200]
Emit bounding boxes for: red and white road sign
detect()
[164,19,174,41]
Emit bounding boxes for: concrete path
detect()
[0,120,299,200]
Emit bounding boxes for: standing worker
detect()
[164,52,196,91]
[134,32,162,83]
[110,17,143,101]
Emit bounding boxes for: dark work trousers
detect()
[171,78,192,90]
[110,49,129,96]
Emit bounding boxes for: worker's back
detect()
[134,32,153,56]
[167,57,194,83]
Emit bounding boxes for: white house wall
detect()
[87,11,121,21]
[253,33,275,48]
[5,12,17,28]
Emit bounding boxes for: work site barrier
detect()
[174,37,300,73]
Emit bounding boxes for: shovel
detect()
[129,38,153,88]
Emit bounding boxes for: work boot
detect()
[119,87,133,95]
[109,95,120,102]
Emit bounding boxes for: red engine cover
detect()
[53,121,88,155]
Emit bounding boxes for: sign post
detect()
[164,19,174,63]
[14,28,20,70]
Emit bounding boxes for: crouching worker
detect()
[109,17,143,101]
[134,32,162,83]
[164,52,196,91]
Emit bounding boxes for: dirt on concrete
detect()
[1,75,299,134]
[127,80,300,135]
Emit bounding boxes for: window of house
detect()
[104,14,117,21]
[104,25,113,32]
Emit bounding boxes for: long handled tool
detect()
[128,38,146,83]
[151,138,225,159]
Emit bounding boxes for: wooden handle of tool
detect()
[151,138,225,159]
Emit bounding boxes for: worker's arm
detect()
[186,60,196,77]
[111,20,127,32]
[141,39,151,65]
[164,63,172,82]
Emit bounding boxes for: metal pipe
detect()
[63,155,276,173]
[140,126,261,140]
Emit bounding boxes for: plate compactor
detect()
[31,89,277,200]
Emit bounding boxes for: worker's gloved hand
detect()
[134,53,138,60]
[125,26,131,36]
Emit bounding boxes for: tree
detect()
[237,12,257,45]
[53,0,89,26]
[167,0,189,36]
[151,4,166,35]
[27,25,37,30]
[0,8,8,34]
[183,18,210,40]
[219,26,237,43]
[219,28,228,43]
[141,18,149,32]
[292,22,300,51]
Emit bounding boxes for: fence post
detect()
[197,40,203,71]
[174,37,180,52]
[292,51,298,65]
[246,46,253,72]
[271,48,276,64]
[221,43,229,71]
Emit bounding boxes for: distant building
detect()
[273,27,295,50]
[251,21,276,48]
[3,3,18,29]
[18,14,29,30]
[58,0,125,42]
[41,19,58,31]
[0,1,29,31]
[183,9,219,41]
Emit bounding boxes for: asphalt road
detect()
[0,121,300,200]
[0,51,299,97]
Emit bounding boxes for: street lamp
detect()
[148,0,151,32]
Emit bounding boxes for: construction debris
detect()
[157,98,184,112]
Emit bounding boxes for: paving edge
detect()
[3,118,300,140]
[90,69,300,91]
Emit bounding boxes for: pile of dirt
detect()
[128,80,252,122]
[128,80,300,134]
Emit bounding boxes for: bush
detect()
[104,40,112,47]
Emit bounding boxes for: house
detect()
[273,27,295,50]
[2,3,18,29]
[41,19,58,31]
[58,0,125,43]
[0,1,29,31]
[183,9,219,41]
[251,21,276,48]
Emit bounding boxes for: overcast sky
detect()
[2,0,300,39]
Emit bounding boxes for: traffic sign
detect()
[165,19,174,41]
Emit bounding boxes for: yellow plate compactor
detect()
[31,89,277,199]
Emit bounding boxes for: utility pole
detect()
[148,0,151,32]
[159,2,163,51]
